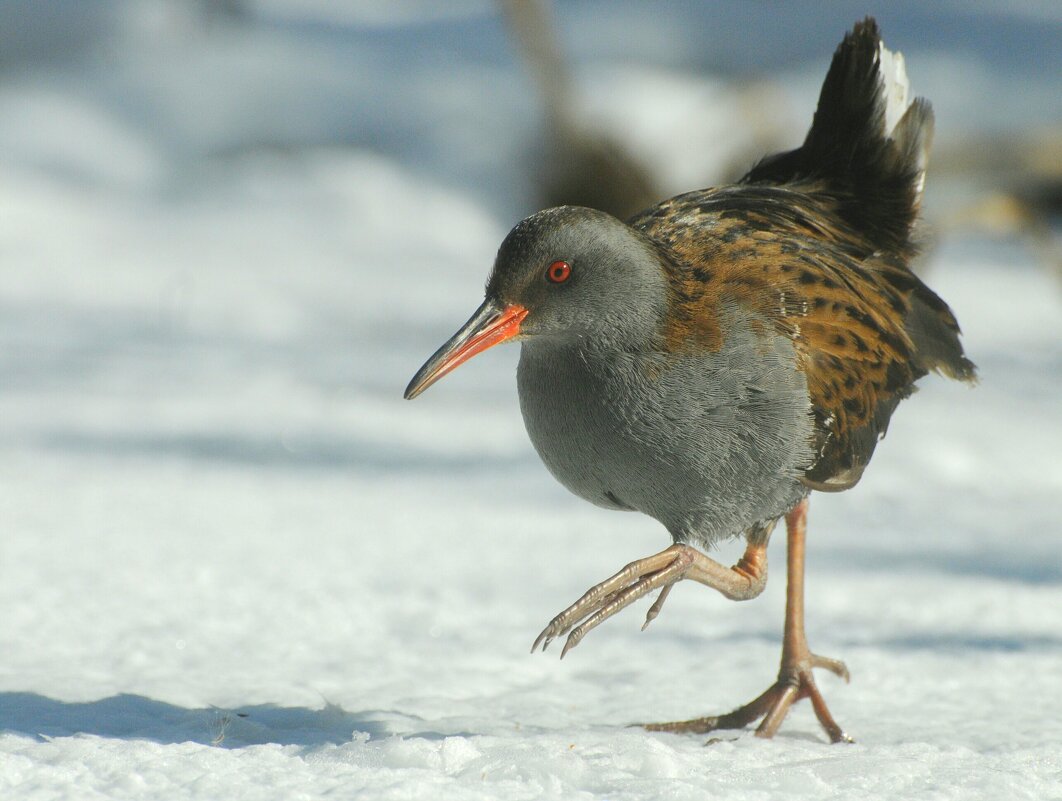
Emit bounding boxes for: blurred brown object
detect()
[498,0,662,219]
[499,2,1061,286]
[935,126,1062,282]
[934,125,1062,186]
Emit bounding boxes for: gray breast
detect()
[516,309,815,548]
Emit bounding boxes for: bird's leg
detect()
[643,498,853,743]
[532,538,768,659]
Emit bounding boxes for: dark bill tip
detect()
[404,299,528,400]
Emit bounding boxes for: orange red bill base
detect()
[404,300,528,400]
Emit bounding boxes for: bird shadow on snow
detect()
[0,693,457,748]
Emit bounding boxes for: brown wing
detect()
[632,186,975,491]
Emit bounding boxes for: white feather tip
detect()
[877,41,911,136]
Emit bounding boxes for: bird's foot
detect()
[531,544,697,659]
[642,651,853,744]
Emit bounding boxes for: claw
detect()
[642,583,674,631]
[559,566,682,657]
[531,627,552,654]
[559,634,576,660]
[531,546,695,657]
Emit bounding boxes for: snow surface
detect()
[1,3,1061,799]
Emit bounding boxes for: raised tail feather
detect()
[742,17,933,257]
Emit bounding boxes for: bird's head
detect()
[404,206,667,399]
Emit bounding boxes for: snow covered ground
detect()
[1,2,1060,799]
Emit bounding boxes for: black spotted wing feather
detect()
[632,186,974,490]
[629,18,974,490]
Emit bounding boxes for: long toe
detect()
[643,659,852,744]
[812,653,851,682]
[642,684,783,735]
[803,673,853,743]
[532,546,695,655]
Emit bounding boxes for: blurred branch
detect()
[498,0,661,219]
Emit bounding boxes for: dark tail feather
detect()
[742,18,933,255]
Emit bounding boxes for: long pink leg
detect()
[643,498,853,743]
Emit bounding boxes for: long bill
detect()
[404,299,528,400]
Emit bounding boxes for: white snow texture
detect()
[1,2,1061,800]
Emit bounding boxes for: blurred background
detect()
[1,0,1061,755]
[0,0,1057,480]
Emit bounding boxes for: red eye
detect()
[547,260,571,283]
